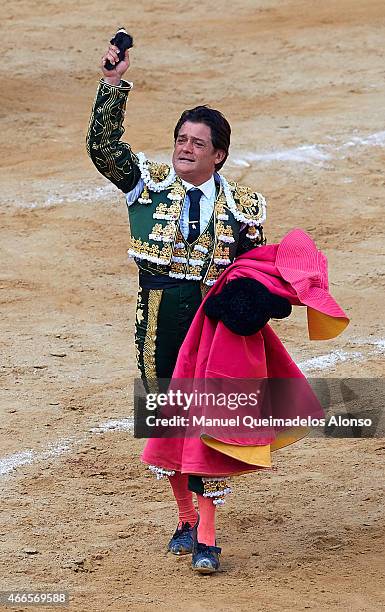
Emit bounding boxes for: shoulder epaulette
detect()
[227,180,266,225]
[137,152,176,192]
[147,161,171,182]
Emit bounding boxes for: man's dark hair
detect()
[174,105,231,171]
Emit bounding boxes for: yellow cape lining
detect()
[307,307,349,340]
[201,427,310,470]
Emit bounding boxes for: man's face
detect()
[172,121,226,185]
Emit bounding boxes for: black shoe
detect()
[167,521,196,556]
[192,539,221,574]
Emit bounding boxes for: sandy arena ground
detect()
[1,1,385,610]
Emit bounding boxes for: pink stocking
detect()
[168,472,198,528]
[196,494,216,546]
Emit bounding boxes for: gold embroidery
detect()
[186,265,203,279]
[148,162,170,182]
[217,220,235,243]
[130,236,149,252]
[162,222,176,240]
[234,184,253,200]
[202,186,241,285]
[214,243,230,261]
[143,289,163,389]
[194,233,212,252]
[216,195,228,220]
[148,223,163,239]
[202,478,232,505]
[231,182,264,223]
[149,221,176,243]
[153,202,168,217]
[227,180,237,192]
[168,180,186,200]
[146,244,158,258]
[128,236,173,263]
[174,228,184,243]
[173,244,188,259]
[216,191,227,206]
[138,185,151,203]
[159,244,173,259]
[203,478,229,495]
[169,261,185,277]
[134,287,144,370]
[154,200,181,220]
[239,194,254,208]
[205,264,220,284]
[200,283,211,298]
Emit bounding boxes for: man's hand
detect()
[101,45,130,86]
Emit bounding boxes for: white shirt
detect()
[125,174,216,240]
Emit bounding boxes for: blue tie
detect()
[187,188,202,243]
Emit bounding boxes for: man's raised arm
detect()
[86,44,141,193]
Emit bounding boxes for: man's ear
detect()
[214,149,226,165]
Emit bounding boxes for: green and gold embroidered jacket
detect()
[86,79,267,286]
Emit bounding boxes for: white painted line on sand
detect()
[0,440,76,476]
[231,130,385,167]
[0,419,134,477]
[298,350,363,372]
[89,418,134,434]
[232,144,331,167]
[298,337,384,372]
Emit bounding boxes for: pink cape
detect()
[141,229,349,476]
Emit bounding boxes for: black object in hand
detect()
[204,278,292,336]
[104,28,133,71]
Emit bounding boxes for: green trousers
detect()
[135,282,203,389]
